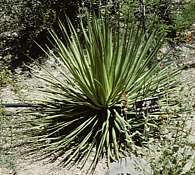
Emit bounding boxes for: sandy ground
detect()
[0,63,108,175]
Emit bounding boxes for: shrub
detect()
[0,0,80,69]
[25,13,180,173]
[120,0,195,44]
[1,0,194,70]
[146,85,195,175]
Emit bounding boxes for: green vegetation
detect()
[0,68,12,88]
[1,1,195,174]
[26,14,179,173]
[120,0,195,44]
[0,0,79,69]
[1,0,195,69]
[147,85,195,174]
[0,105,17,174]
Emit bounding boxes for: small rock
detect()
[191,23,195,30]
[105,155,153,175]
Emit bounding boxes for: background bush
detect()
[0,0,80,70]
[0,0,195,70]
[120,0,195,44]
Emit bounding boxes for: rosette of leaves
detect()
[27,14,179,173]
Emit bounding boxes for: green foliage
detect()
[0,105,17,174]
[0,155,16,174]
[26,14,179,173]
[146,85,195,175]
[120,0,195,44]
[0,54,22,92]
[173,1,195,31]
[1,0,194,69]
[0,68,12,88]
[0,0,80,69]
[148,118,195,174]
[0,54,13,87]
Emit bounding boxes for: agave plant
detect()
[28,14,179,173]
